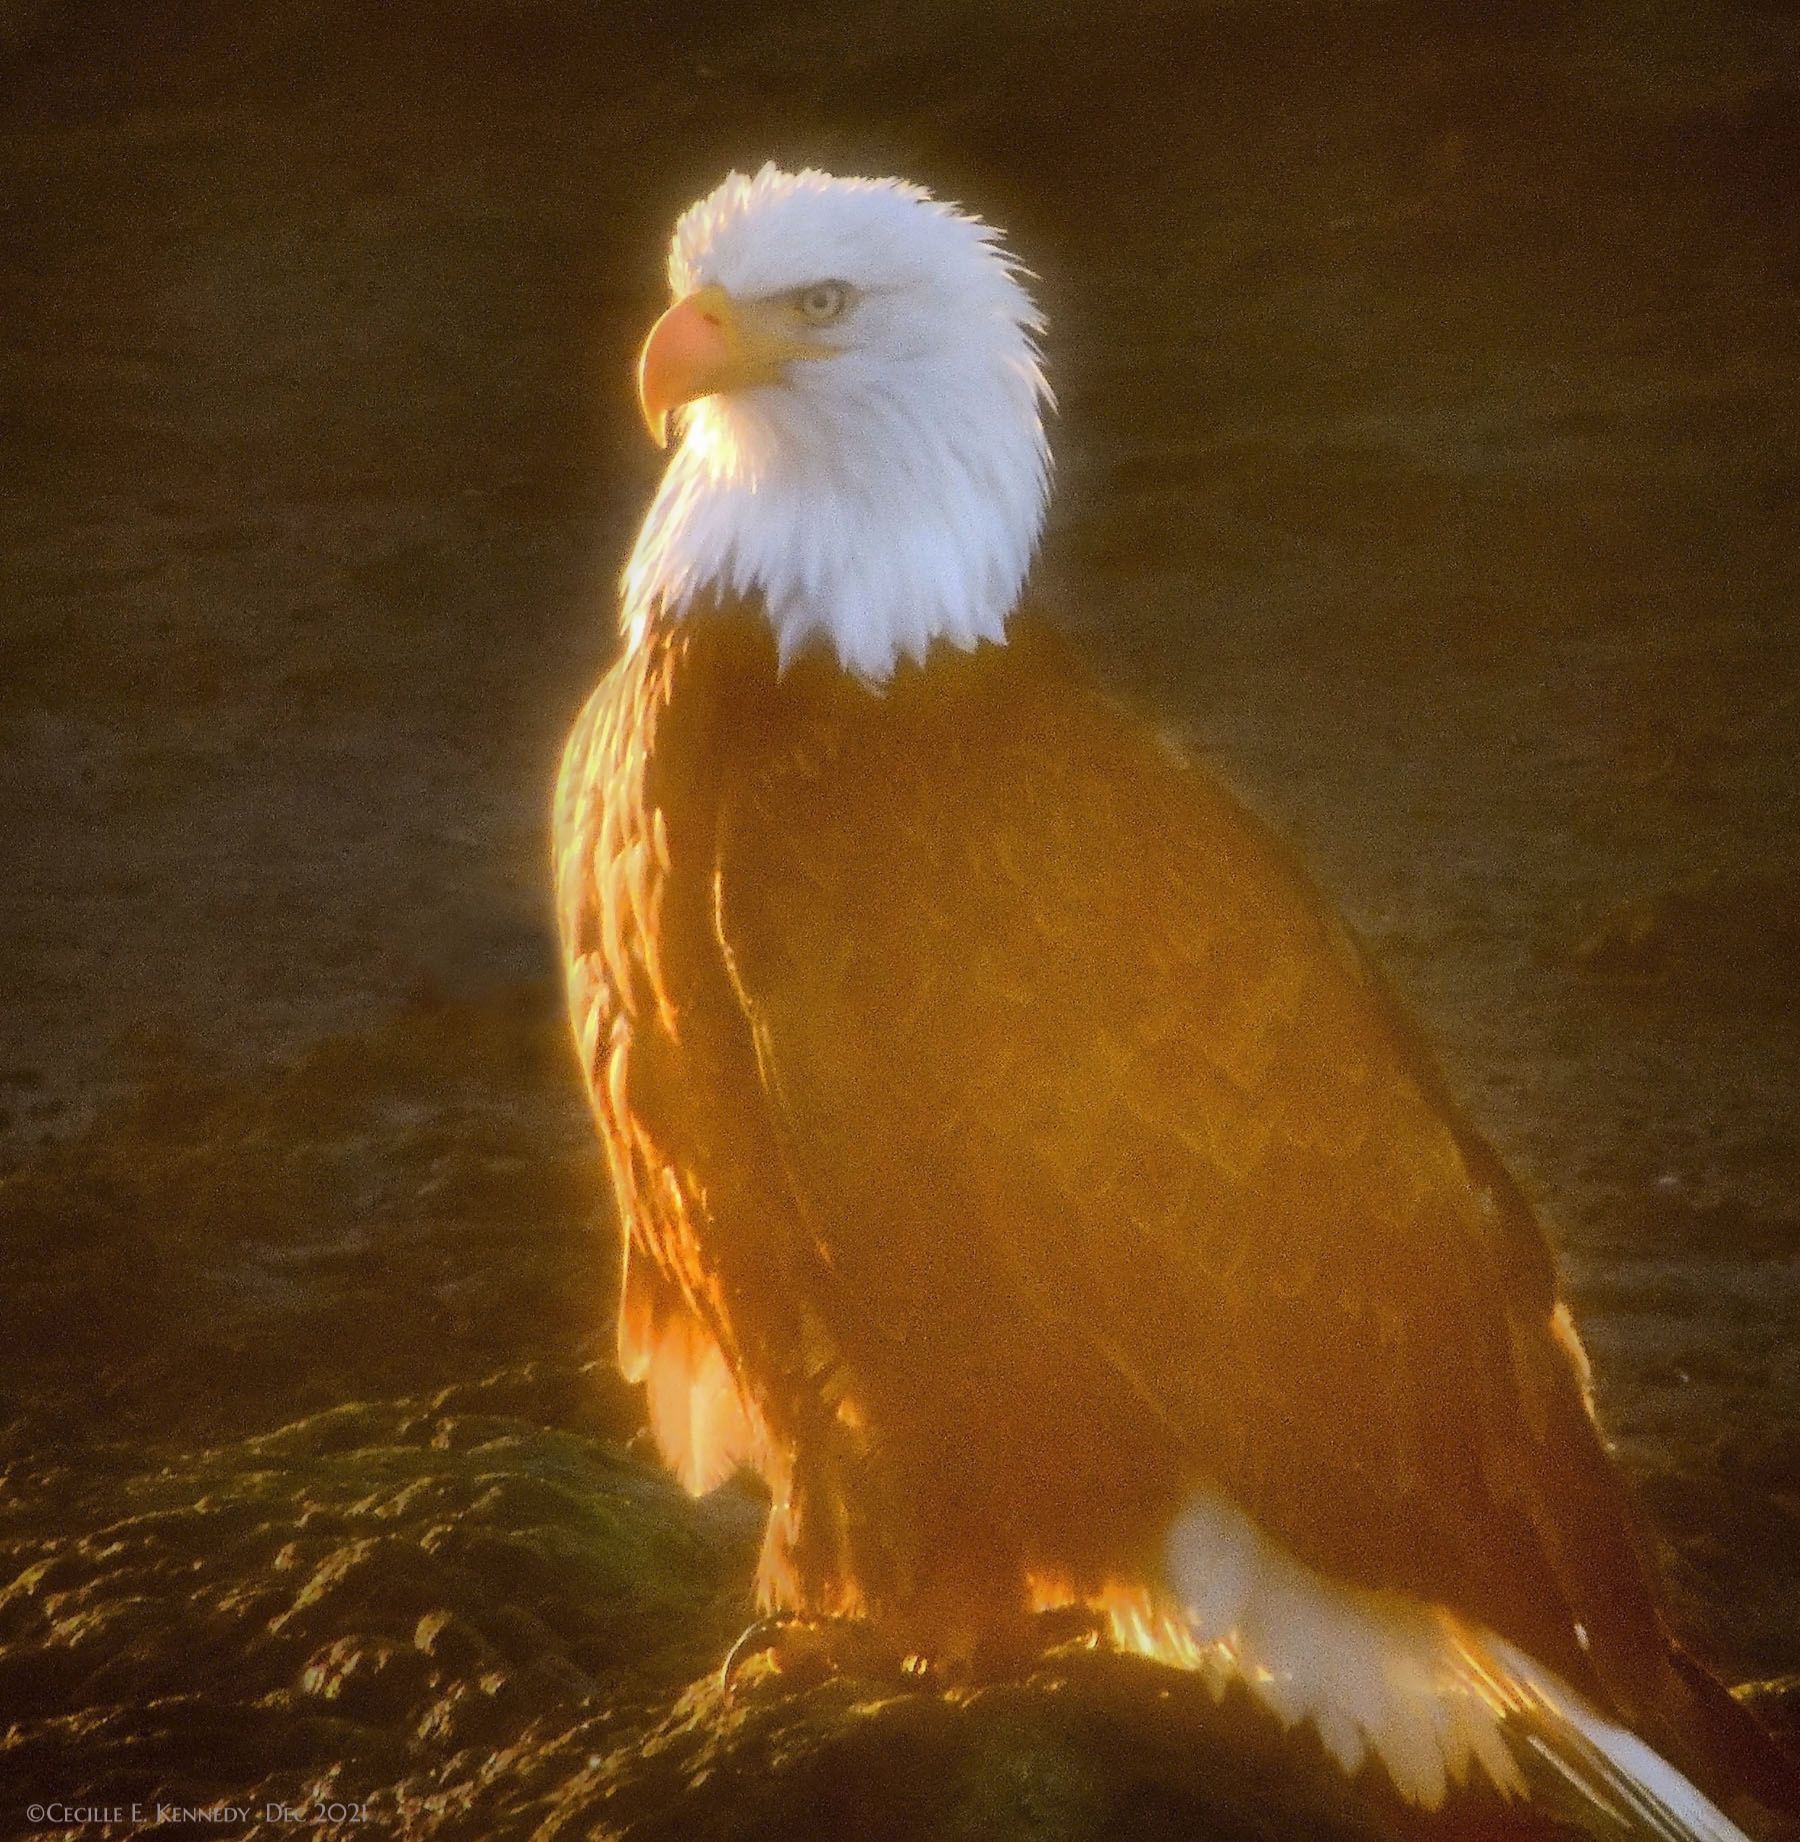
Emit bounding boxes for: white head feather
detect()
[622,163,1052,681]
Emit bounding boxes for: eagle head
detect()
[623,164,1052,681]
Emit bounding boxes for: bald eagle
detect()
[554,164,1798,1838]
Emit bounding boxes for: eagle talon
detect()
[720,1612,928,1701]
[719,1610,799,1701]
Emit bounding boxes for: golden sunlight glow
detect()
[1029,1577,1228,1682]
[1027,1576,1528,1808]
[684,401,752,482]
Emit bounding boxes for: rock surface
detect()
[0,1386,1572,1841]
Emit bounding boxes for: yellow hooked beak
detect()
[636,283,831,446]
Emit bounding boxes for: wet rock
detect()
[478,1599,564,1665]
[429,1360,638,1438]
[0,1397,1574,1842]
[270,1536,447,1638]
[523,1652,1579,1842]
[413,1671,535,1752]
[297,1636,434,1725]
[0,1400,753,1830]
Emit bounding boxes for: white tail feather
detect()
[1151,1486,1749,1841]
[1485,1635,1749,1842]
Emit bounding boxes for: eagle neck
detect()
[621,394,1049,685]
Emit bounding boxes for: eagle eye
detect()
[796,281,851,325]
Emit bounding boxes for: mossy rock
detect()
[0,1393,1603,1840]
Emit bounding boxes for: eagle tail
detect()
[1659,1637,1800,1830]
[1475,1631,1754,1842]
[1148,1489,1760,1840]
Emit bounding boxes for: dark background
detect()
[1,2,1796,1835]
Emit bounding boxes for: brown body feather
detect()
[554,603,1796,1818]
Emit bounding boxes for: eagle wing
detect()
[711,621,1659,1688]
